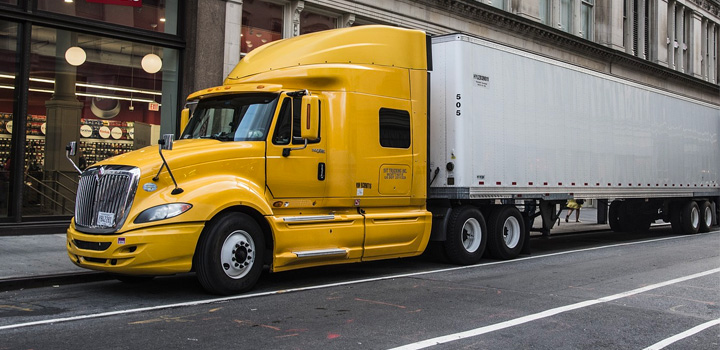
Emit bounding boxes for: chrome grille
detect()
[74,166,140,234]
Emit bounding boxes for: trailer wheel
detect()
[698,201,713,233]
[487,205,526,260]
[444,206,487,265]
[671,201,700,235]
[196,212,265,295]
[609,201,622,232]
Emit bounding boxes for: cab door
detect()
[266,95,327,199]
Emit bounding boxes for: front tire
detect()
[196,212,265,295]
[487,205,526,260]
[444,206,487,265]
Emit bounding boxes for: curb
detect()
[0,272,111,292]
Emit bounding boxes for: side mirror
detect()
[66,141,77,156]
[159,134,174,150]
[180,108,190,134]
[300,95,320,141]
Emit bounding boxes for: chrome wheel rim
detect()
[703,206,712,227]
[461,218,482,253]
[503,216,521,249]
[221,230,255,279]
[691,206,699,229]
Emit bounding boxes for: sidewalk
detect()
[0,208,608,287]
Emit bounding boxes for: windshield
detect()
[181,93,279,141]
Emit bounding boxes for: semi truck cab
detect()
[66,26,434,294]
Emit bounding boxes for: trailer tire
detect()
[196,212,265,295]
[444,206,487,265]
[487,205,526,260]
[698,201,713,233]
[609,201,623,232]
[671,201,700,235]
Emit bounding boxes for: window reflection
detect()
[300,11,337,35]
[0,20,16,217]
[241,0,284,53]
[37,0,178,35]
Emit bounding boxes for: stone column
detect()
[668,0,676,69]
[652,0,669,66]
[514,0,541,22]
[596,0,624,50]
[676,3,684,72]
[690,11,703,78]
[286,1,305,38]
[45,31,82,174]
[224,0,243,78]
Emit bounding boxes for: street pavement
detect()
[0,208,609,285]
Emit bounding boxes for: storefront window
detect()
[300,10,337,35]
[241,0,283,54]
[23,25,178,217]
[37,0,178,35]
[0,21,16,217]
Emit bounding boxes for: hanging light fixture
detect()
[141,53,162,74]
[65,46,86,66]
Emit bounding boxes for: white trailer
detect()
[426,34,719,260]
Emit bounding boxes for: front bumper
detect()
[67,222,205,275]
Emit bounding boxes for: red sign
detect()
[148,102,160,111]
[85,0,142,7]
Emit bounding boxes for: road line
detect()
[642,318,720,350]
[388,267,720,350]
[0,232,716,331]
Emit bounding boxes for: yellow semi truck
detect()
[65,25,719,295]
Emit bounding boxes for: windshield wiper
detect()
[205,132,234,141]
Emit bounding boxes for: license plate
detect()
[97,211,115,227]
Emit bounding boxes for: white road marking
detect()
[642,318,720,350]
[388,267,720,350]
[0,232,715,331]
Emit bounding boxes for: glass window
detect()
[379,108,410,149]
[539,0,551,25]
[241,0,284,54]
[488,0,505,10]
[0,0,17,5]
[271,96,321,145]
[0,21,16,217]
[300,10,337,35]
[560,0,572,32]
[37,0,179,35]
[182,94,278,142]
[581,0,594,39]
[24,25,179,217]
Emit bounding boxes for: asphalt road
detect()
[1,226,718,350]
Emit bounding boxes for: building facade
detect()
[0,0,718,230]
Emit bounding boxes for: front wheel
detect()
[444,206,487,265]
[196,212,265,295]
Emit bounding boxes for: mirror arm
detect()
[65,142,82,175]
[153,137,184,195]
[282,139,308,157]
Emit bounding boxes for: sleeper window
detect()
[379,108,411,148]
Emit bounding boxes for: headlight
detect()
[134,203,192,224]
